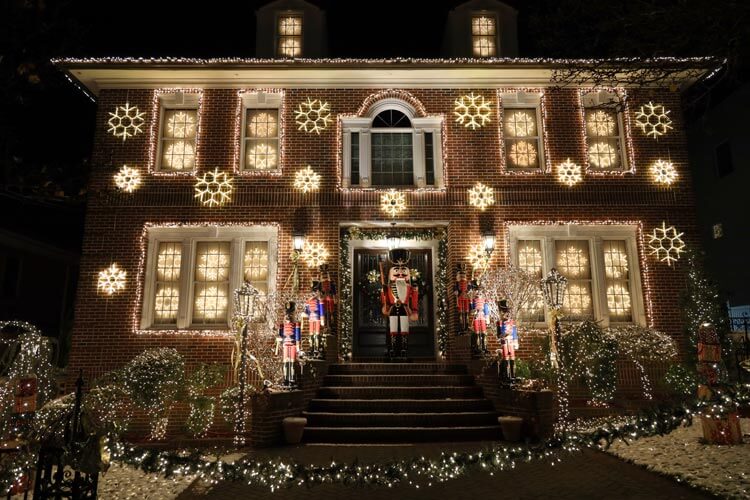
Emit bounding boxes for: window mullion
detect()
[178,239,193,329]
[229,239,243,325]
[360,131,371,187]
[342,130,352,187]
[413,129,425,187]
[591,237,608,326]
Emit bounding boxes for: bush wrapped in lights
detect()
[559,321,618,406]
[185,363,225,438]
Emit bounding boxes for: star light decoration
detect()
[648,222,686,266]
[113,165,142,193]
[294,98,331,134]
[293,165,321,193]
[650,159,678,185]
[454,93,492,129]
[97,264,126,295]
[107,103,146,141]
[194,168,234,207]
[300,242,329,268]
[557,159,582,186]
[634,102,673,138]
[380,189,406,218]
[467,182,495,210]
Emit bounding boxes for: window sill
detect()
[137,325,233,337]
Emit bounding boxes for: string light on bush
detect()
[468,182,495,210]
[97,264,126,295]
[650,159,678,185]
[107,103,145,141]
[293,165,321,193]
[113,165,142,193]
[380,189,406,217]
[557,159,582,186]
[454,93,492,129]
[300,242,329,268]
[294,98,331,134]
[634,102,673,138]
[194,168,234,207]
[648,222,686,266]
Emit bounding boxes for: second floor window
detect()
[582,90,629,172]
[472,15,497,57]
[501,91,545,171]
[277,14,303,58]
[156,92,200,172]
[240,92,282,173]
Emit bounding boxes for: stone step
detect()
[303,425,502,443]
[308,398,495,413]
[303,411,499,427]
[323,374,476,387]
[328,363,468,375]
[316,385,484,399]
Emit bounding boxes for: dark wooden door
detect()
[352,248,434,359]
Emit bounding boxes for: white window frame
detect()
[501,91,546,172]
[508,224,646,327]
[155,92,200,173]
[239,92,283,174]
[581,90,630,172]
[276,11,303,58]
[140,225,278,330]
[341,98,444,189]
[470,11,499,58]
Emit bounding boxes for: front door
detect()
[352,248,434,359]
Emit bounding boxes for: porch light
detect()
[541,268,568,311]
[234,282,261,319]
[482,230,496,257]
[293,231,305,253]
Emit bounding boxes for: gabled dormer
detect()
[255,0,327,58]
[442,0,518,58]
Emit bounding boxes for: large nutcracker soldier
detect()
[276,301,301,387]
[496,300,519,383]
[380,248,419,359]
[470,280,490,355]
[319,264,337,328]
[303,281,326,359]
[454,264,472,334]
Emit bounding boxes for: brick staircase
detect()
[303,363,501,443]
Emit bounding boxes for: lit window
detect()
[240,92,282,173]
[517,240,545,322]
[501,92,545,171]
[582,91,628,171]
[277,14,303,58]
[472,15,497,57]
[154,242,181,324]
[156,93,200,172]
[602,240,632,321]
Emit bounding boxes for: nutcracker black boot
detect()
[509,360,515,383]
[499,359,507,382]
[401,335,408,359]
[388,335,396,360]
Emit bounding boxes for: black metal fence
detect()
[730,315,750,382]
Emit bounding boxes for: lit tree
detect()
[480,266,540,324]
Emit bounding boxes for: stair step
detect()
[316,386,484,399]
[323,374,475,387]
[303,411,498,427]
[308,398,494,413]
[328,363,467,375]
[303,426,502,443]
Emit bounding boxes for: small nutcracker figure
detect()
[276,301,301,387]
[496,300,519,383]
[470,280,490,354]
[319,264,337,328]
[303,281,326,359]
[454,264,472,334]
[380,249,419,359]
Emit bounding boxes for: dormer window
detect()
[471,14,497,57]
[277,14,303,57]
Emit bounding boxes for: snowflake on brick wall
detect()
[467,182,495,210]
[107,103,146,141]
[301,242,329,268]
[557,159,582,186]
[194,168,234,207]
[113,165,142,192]
[97,264,126,295]
[454,93,492,130]
[467,244,490,273]
[294,98,331,134]
[635,102,673,138]
[650,159,678,185]
[648,222,686,266]
[293,165,321,193]
[380,189,406,218]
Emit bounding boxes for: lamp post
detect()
[541,268,567,370]
[233,282,260,447]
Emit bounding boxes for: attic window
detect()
[277,14,303,58]
[472,15,497,57]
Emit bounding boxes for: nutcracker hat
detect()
[497,299,509,313]
[388,248,411,266]
[285,301,296,315]
[311,280,322,292]
[456,263,467,276]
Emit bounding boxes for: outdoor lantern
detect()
[482,230,496,257]
[387,222,401,250]
[234,282,260,319]
[541,268,568,311]
[292,231,305,253]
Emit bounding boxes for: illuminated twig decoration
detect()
[108,103,146,141]
[293,165,321,193]
[454,93,492,129]
[650,159,678,185]
[557,159,582,187]
[114,165,142,193]
[98,264,127,295]
[468,182,495,210]
[194,168,234,207]
[648,222,686,266]
[380,189,406,218]
[294,98,331,134]
[634,102,673,138]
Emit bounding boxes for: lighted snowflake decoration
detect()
[604,249,629,279]
[107,103,146,141]
[650,159,678,185]
[194,286,228,319]
[113,165,142,193]
[194,168,234,207]
[505,110,536,137]
[154,287,179,319]
[164,141,196,170]
[564,285,592,315]
[588,142,619,168]
[97,264,126,295]
[607,284,632,316]
[634,102,673,138]
[246,143,278,170]
[167,111,196,137]
[300,242,329,268]
[509,140,538,167]
[467,244,490,272]
[467,182,495,211]
[248,112,278,137]
[518,245,542,271]
[586,110,616,136]
[557,159,582,187]
[454,93,492,130]
[197,252,230,281]
[293,165,321,193]
[294,98,331,134]
[648,222,686,266]
[380,189,406,218]
[557,246,589,277]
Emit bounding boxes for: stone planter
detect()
[498,416,523,442]
[282,417,307,444]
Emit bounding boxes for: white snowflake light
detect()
[509,141,538,167]
[564,285,592,315]
[505,110,536,137]
[467,244,490,273]
[97,264,126,295]
[293,165,321,193]
[588,142,619,168]
[650,159,678,185]
[294,98,331,134]
[245,143,278,170]
[248,112,278,138]
[194,168,234,207]
[607,284,632,316]
[557,159,582,186]
[107,103,146,141]
[557,246,589,277]
[586,110,616,136]
[194,286,228,319]
[167,111,196,138]
[113,165,142,193]
[467,182,495,211]
[300,242,329,268]
[163,141,195,170]
[634,102,673,138]
[154,287,180,320]
[518,245,542,271]
[648,222,686,266]
[380,189,406,218]
[454,93,492,129]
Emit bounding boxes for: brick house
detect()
[54,0,712,441]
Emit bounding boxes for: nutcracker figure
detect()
[454,264,472,334]
[496,300,519,383]
[319,264,337,328]
[470,280,490,355]
[276,301,301,387]
[303,280,326,359]
[380,249,419,359]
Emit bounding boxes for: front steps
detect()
[304,363,501,443]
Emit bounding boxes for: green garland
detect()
[339,226,449,359]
